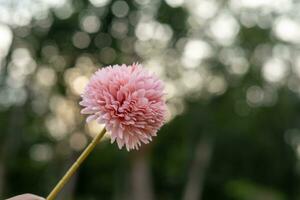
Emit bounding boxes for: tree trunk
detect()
[183,138,213,200]
[0,106,24,198]
[130,148,155,200]
[56,153,78,200]
[0,163,5,197]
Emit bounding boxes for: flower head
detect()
[80,63,167,151]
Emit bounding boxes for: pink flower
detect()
[80,63,167,151]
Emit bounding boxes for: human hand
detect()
[6,194,45,200]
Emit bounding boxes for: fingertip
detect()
[7,194,46,200]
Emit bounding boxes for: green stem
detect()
[47,128,106,200]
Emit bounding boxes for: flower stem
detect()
[47,128,106,200]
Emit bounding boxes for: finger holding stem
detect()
[47,128,106,200]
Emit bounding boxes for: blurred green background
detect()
[0,0,300,199]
